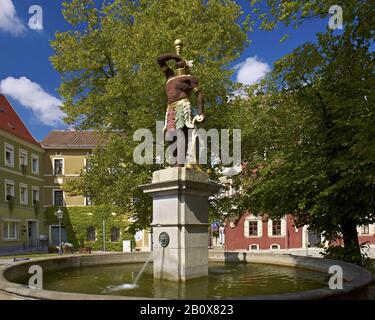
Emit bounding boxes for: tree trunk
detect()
[342,218,361,260]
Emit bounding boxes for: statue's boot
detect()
[185,163,204,172]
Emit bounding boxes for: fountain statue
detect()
[141,40,219,281]
[157,39,205,170]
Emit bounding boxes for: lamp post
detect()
[102,219,106,252]
[55,207,63,255]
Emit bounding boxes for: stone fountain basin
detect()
[0,251,372,300]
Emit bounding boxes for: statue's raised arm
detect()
[156,53,182,79]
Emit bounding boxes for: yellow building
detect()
[0,94,47,254]
[0,96,149,253]
[40,130,99,246]
[41,130,98,207]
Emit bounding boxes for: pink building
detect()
[224,212,375,251]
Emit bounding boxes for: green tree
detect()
[51,0,250,230]
[232,0,374,262]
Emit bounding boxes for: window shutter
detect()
[371,224,375,235]
[244,220,249,237]
[281,218,287,236]
[257,220,262,237]
[268,220,273,236]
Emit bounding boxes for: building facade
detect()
[39,131,136,251]
[225,213,308,251]
[0,94,46,254]
[41,130,98,208]
[0,96,148,253]
[225,212,375,251]
[40,130,98,246]
[221,174,375,251]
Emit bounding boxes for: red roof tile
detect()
[41,130,99,149]
[0,94,41,147]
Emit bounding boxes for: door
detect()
[27,221,38,248]
[308,231,321,247]
[50,225,67,246]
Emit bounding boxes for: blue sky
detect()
[0,0,328,141]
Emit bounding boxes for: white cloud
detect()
[0,0,26,36]
[0,76,65,126]
[234,56,271,85]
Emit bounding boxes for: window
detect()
[53,159,64,175]
[2,222,18,240]
[31,154,39,174]
[249,244,259,250]
[53,190,64,206]
[19,149,28,172]
[271,244,280,250]
[87,227,96,241]
[244,217,262,237]
[85,196,93,206]
[5,143,14,167]
[32,187,40,204]
[361,225,370,235]
[111,227,120,242]
[20,184,28,205]
[248,221,258,236]
[5,179,15,201]
[272,219,282,236]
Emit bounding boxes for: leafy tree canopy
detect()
[52,0,250,230]
[230,0,374,260]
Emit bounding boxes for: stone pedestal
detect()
[141,167,219,281]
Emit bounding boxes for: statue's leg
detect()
[165,128,186,167]
[165,129,176,167]
[178,126,188,167]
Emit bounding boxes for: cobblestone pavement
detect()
[0,259,12,266]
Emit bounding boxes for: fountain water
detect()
[105,251,154,292]
[133,250,154,286]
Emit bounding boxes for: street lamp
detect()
[55,207,63,254]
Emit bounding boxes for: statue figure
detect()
[157,39,205,170]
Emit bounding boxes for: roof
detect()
[0,94,41,147]
[41,130,99,149]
